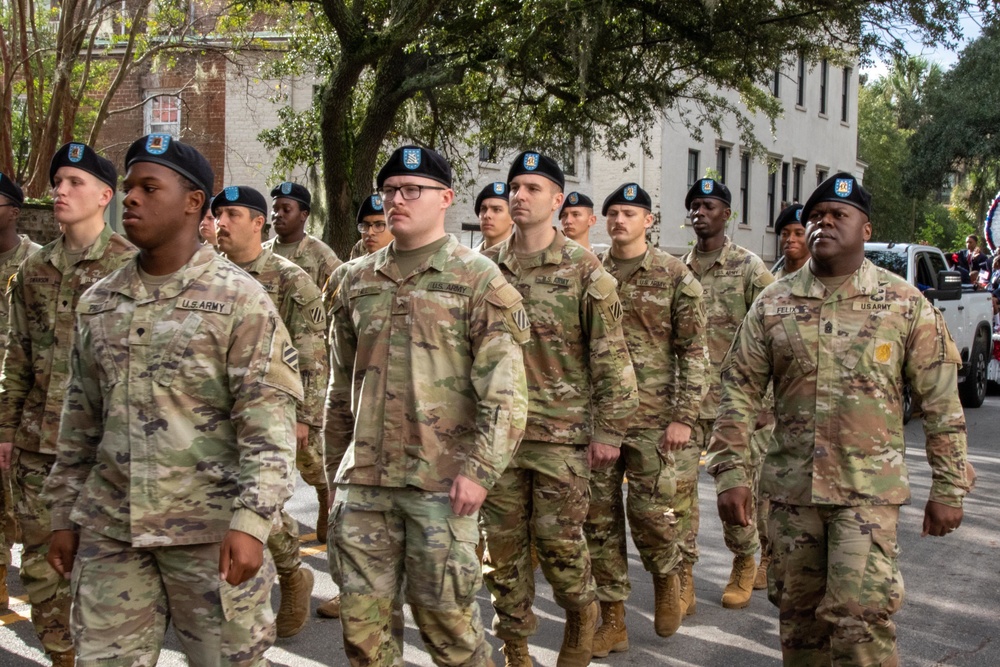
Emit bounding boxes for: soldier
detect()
[773,204,808,278]
[585,183,706,656]
[43,134,299,665]
[480,152,638,667]
[475,182,514,250]
[325,145,528,667]
[0,171,41,608]
[708,173,970,666]
[267,181,342,292]
[679,178,774,613]
[0,143,135,666]
[559,192,597,251]
[199,207,219,248]
[214,185,328,639]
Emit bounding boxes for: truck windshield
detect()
[864,250,907,278]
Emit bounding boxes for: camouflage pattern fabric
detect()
[45,244,301,548]
[348,238,366,261]
[0,226,134,653]
[673,421,708,564]
[481,231,638,447]
[766,503,903,666]
[480,441,592,639]
[263,234,342,304]
[70,529,276,667]
[329,485,489,667]
[585,428,680,602]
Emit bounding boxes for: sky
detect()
[862,11,988,78]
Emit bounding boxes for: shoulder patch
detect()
[282,340,300,372]
[485,279,531,345]
[587,269,618,301]
[679,273,703,298]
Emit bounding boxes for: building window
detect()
[767,165,777,227]
[796,52,806,107]
[687,149,700,187]
[144,94,181,137]
[563,149,577,177]
[716,146,729,183]
[793,163,805,203]
[478,145,495,163]
[817,168,828,185]
[841,67,851,122]
[771,68,780,97]
[781,161,789,205]
[819,59,828,115]
[740,151,750,226]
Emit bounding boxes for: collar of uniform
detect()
[46,224,115,271]
[794,258,880,300]
[375,234,457,279]
[496,228,566,272]
[601,246,654,273]
[105,243,218,301]
[238,247,273,276]
[685,235,732,272]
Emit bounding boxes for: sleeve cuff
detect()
[591,428,624,448]
[712,468,749,495]
[229,507,273,544]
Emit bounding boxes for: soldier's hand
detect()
[0,441,13,470]
[48,530,79,579]
[295,422,309,451]
[449,475,488,516]
[921,500,963,537]
[661,423,692,451]
[588,442,620,469]
[717,487,752,527]
[219,530,264,586]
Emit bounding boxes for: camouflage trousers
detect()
[480,441,595,640]
[329,484,489,667]
[0,465,17,566]
[767,502,903,667]
[70,529,276,667]
[721,423,769,558]
[267,509,301,577]
[299,427,327,492]
[585,428,680,602]
[673,422,706,565]
[11,449,72,654]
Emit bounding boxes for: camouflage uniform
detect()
[238,248,328,576]
[44,244,301,665]
[1,235,40,566]
[680,237,773,563]
[479,231,638,640]
[707,260,970,665]
[263,233,342,299]
[585,248,706,601]
[348,238,366,261]
[0,226,135,654]
[326,235,529,667]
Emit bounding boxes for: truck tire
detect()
[959,333,988,409]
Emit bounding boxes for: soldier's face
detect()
[360,214,393,252]
[688,198,729,240]
[510,175,563,229]
[560,207,595,241]
[381,174,453,242]
[779,224,809,263]
[215,206,264,256]
[805,201,871,262]
[199,211,218,245]
[121,162,203,250]
[478,198,513,243]
[270,198,307,237]
[51,166,112,227]
[606,204,652,247]
[0,195,19,234]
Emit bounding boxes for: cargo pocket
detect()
[859,527,903,615]
[219,555,276,622]
[655,447,677,500]
[441,515,481,606]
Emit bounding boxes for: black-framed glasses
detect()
[358,221,387,233]
[0,203,19,209]
[378,184,447,201]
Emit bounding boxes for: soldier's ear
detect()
[862,220,872,242]
[185,190,206,217]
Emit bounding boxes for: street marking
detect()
[1,595,30,626]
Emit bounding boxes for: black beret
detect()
[0,171,24,207]
[773,204,805,234]
[50,142,117,190]
[376,145,452,188]
[125,134,214,196]
[357,194,386,224]
[561,192,594,214]
[211,186,268,217]
[475,182,509,214]
[801,172,871,221]
[602,183,652,216]
[685,178,731,210]
[270,181,311,210]
[507,151,565,190]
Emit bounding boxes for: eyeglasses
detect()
[0,203,19,209]
[358,221,387,233]
[377,184,447,201]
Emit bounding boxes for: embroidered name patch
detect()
[427,282,472,296]
[179,299,232,314]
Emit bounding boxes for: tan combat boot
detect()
[316,594,341,618]
[49,650,74,667]
[557,599,598,667]
[276,566,314,638]
[500,638,533,667]
[721,553,756,609]
[679,561,696,616]
[652,573,682,637]
[753,555,770,590]
[0,564,8,608]
[591,600,628,658]
[316,488,329,545]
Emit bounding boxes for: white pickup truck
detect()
[864,243,994,415]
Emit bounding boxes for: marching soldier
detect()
[559,192,597,251]
[266,181,342,293]
[475,182,514,250]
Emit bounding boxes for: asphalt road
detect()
[2,396,997,666]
